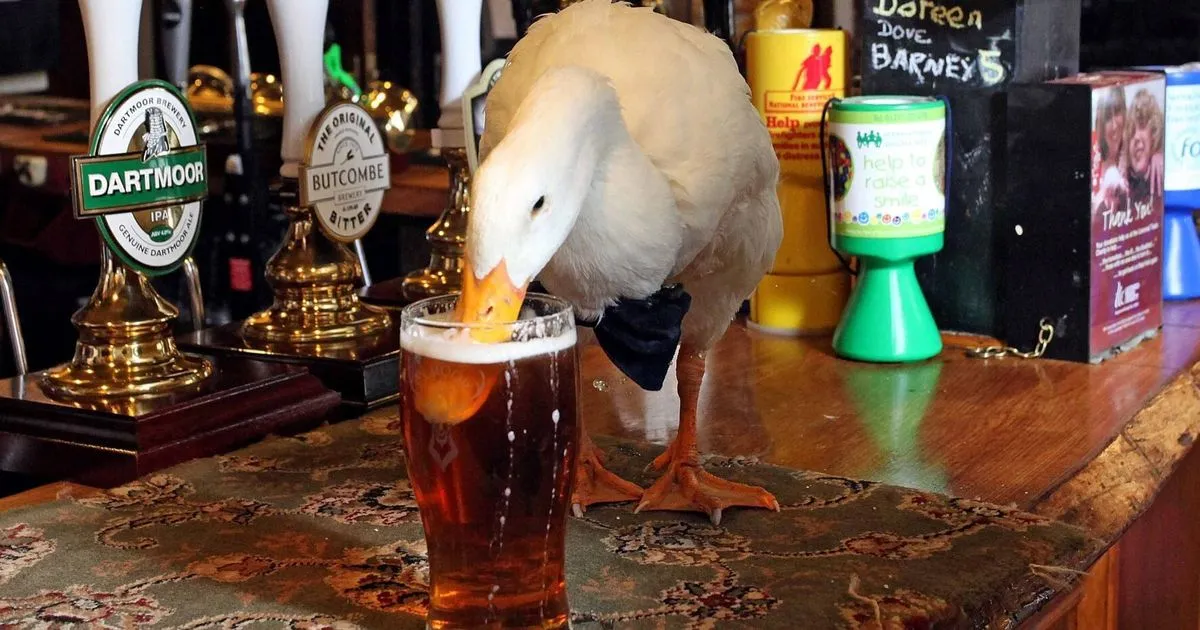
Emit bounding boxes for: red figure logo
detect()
[793,44,833,91]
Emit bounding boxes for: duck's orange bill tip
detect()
[409,259,528,425]
[455,260,528,344]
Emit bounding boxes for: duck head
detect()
[455,65,619,340]
[410,66,619,424]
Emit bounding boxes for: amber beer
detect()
[400,294,579,629]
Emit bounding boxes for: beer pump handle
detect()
[266,0,329,179]
[0,260,27,375]
[433,0,483,148]
[160,0,193,88]
[79,0,144,130]
[223,0,259,210]
[220,0,267,312]
[226,0,253,157]
[182,257,204,330]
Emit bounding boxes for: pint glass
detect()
[399,293,579,629]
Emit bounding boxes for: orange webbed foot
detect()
[571,435,643,517]
[634,345,780,526]
[636,456,779,526]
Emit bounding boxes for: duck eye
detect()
[531,196,546,215]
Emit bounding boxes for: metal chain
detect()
[966,318,1055,359]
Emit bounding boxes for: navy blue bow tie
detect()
[574,284,692,392]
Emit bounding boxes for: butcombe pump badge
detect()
[300,101,390,243]
[71,80,207,275]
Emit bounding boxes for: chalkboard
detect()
[861,0,1017,92]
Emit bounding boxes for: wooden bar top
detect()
[6,302,1197,547]
[579,301,1200,542]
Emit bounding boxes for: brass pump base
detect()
[402,147,470,301]
[42,252,213,401]
[242,181,391,345]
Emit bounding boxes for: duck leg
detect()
[636,345,779,526]
[571,421,644,516]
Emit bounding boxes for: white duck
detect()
[424,0,783,525]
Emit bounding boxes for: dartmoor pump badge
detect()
[300,101,391,243]
[71,79,207,275]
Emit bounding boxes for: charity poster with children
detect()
[1088,73,1165,355]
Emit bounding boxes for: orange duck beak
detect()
[410,261,529,425]
[454,260,528,342]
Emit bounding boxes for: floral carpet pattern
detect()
[0,408,1100,628]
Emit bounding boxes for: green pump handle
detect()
[323,43,361,97]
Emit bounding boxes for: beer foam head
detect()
[400,311,577,364]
